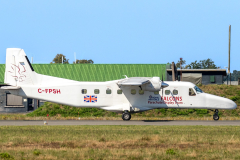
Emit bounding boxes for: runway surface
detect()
[0,120,240,126]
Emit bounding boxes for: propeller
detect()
[162,74,164,97]
[161,74,169,97]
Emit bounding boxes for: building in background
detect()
[167,69,227,85]
[0,90,40,112]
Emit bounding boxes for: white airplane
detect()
[1,48,237,121]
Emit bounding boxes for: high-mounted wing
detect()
[118,77,150,86]
[118,76,169,92]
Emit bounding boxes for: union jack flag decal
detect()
[84,95,97,103]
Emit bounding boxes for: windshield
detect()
[194,86,203,94]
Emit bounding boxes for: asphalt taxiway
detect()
[0,120,240,126]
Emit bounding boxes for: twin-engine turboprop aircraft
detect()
[0,48,237,120]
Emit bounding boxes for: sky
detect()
[0,0,240,72]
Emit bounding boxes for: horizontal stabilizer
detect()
[1,86,21,90]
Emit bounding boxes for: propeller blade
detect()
[161,74,168,88]
[162,74,163,96]
[162,86,163,97]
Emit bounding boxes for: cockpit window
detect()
[189,88,196,96]
[194,86,203,94]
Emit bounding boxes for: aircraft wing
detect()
[118,77,150,86]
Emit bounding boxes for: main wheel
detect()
[213,114,219,121]
[122,112,131,121]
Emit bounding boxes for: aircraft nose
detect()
[228,99,237,109]
[206,93,237,109]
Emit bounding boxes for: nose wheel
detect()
[122,111,131,121]
[213,109,219,121]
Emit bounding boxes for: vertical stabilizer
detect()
[4,48,35,86]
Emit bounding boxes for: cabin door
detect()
[188,87,206,108]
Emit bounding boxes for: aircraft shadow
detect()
[142,120,173,122]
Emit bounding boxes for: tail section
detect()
[4,48,36,86]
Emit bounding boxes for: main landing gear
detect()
[122,110,131,121]
[213,109,219,121]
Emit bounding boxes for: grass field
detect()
[0,126,240,159]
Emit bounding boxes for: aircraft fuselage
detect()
[10,80,237,113]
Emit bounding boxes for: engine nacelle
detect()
[142,77,161,92]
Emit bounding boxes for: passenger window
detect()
[189,88,196,96]
[106,89,111,94]
[165,90,170,95]
[117,89,122,94]
[131,89,136,95]
[139,90,144,95]
[94,89,100,94]
[154,91,159,95]
[82,89,87,94]
[173,90,178,95]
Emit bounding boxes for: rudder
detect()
[4,48,35,86]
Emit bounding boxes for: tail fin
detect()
[4,48,35,86]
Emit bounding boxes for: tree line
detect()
[175,58,219,69]
[50,54,240,81]
[229,70,240,81]
[51,54,94,64]
[175,58,240,81]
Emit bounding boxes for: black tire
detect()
[122,112,131,121]
[213,114,219,121]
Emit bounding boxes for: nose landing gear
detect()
[122,110,131,121]
[213,109,219,121]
